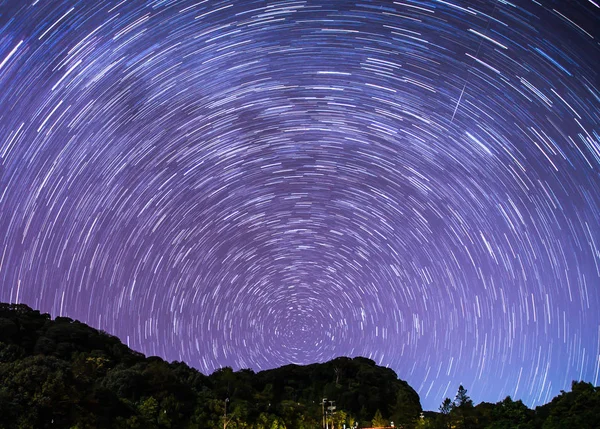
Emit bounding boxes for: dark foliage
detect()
[0,303,598,429]
[0,303,419,428]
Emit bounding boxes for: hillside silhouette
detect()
[0,303,598,428]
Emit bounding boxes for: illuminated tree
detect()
[372,409,387,428]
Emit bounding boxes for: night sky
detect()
[0,0,599,411]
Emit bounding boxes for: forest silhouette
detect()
[0,303,597,428]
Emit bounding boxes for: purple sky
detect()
[0,0,599,410]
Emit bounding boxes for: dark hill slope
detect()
[0,303,420,429]
[2,303,598,429]
[256,357,421,421]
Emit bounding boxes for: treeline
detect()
[0,303,598,429]
[420,381,599,429]
[0,303,419,428]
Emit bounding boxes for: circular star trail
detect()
[0,0,599,410]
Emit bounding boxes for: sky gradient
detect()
[0,0,599,411]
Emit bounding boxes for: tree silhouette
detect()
[0,303,598,429]
[451,385,474,429]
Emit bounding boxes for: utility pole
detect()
[322,398,327,429]
[327,400,336,429]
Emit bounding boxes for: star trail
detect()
[0,0,599,411]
